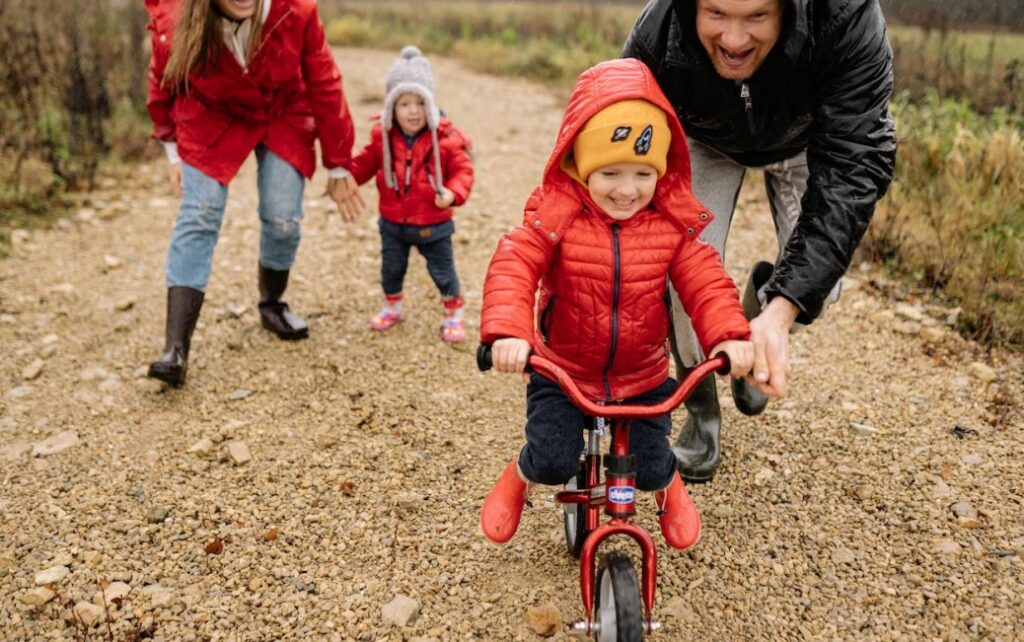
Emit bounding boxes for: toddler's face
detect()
[394,93,427,136]
[586,162,658,221]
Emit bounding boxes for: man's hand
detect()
[746,297,799,398]
[327,175,366,223]
[492,337,532,382]
[434,186,455,209]
[168,163,182,196]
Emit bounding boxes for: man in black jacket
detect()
[623,0,896,481]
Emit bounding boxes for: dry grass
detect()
[866,95,1024,347]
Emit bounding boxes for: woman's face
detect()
[213,0,258,20]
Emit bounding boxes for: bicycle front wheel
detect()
[594,551,643,642]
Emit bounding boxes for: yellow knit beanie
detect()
[571,99,671,182]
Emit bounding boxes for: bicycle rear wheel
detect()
[594,551,643,642]
[563,461,590,558]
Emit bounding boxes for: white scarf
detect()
[221,0,272,70]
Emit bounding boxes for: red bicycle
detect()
[477,344,729,641]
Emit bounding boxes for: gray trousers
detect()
[671,138,841,366]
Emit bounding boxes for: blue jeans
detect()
[165,147,305,290]
[378,218,460,298]
[518,374,677,491]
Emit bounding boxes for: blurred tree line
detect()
[319,0,1024,31]
[1,0,1023,218]
[880,0,1024,31]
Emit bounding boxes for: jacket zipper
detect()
[403,146,412,195]
[665,59,758,136]
[740,82,756,135]
[539,296,556,344]
[602,224,621,400]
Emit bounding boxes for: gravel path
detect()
[1,48,1022,642]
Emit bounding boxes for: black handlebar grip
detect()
[476,343,493,371]
[713,352,731,376]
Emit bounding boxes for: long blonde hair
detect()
[162,0,264,89]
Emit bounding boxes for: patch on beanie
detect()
[634,125,653,156]
[611,126,632,143]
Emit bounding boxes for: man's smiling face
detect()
[695,0,783,81]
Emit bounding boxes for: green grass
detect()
[888,25,1024,114]
[325,0,635,86]
[867,94,1024,347]
[888,24,1024,62]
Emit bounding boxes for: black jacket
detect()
[623,0,897,322]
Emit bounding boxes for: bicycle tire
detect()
[563,461,590,558]
[594,551,643,642]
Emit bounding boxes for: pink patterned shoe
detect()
[370,308,403,331]
[441,296,465,342]
[441,317,465,342]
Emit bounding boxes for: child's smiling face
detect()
[586,162,658,220]
[394,93,427,136]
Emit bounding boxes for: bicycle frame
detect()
[530,355,728,635]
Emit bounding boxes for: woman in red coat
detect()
[144,0,363,386]
[478,59,754,550]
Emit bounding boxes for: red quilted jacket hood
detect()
[539,58,702,235]
[481,59,750,401]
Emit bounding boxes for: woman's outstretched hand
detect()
[168,163,182,196]
[327,175,365,223]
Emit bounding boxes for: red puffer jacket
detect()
[481,58,750,401]
[349,119,474,226]
[145,0,355,184]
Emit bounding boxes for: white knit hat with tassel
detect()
[382,45,443,193]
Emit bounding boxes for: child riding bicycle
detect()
[479,58,754,550]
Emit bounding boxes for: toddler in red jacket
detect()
[478,59,754,549]
[349,46,474,342]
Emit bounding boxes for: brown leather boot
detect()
[147,286,204,387]
[258,265,308,340]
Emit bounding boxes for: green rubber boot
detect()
[732,261,773,416]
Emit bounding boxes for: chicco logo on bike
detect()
[608,486,635,504]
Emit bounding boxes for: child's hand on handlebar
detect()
[710,339,754,380]
[492,337,532,382]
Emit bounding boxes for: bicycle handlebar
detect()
[476,343,730,419]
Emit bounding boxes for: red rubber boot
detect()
[480,457,528,544]
[655,471,702,550]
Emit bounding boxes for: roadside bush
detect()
[889,26,1024,116]
[0,0,150,222]
[866,94,1024,347]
